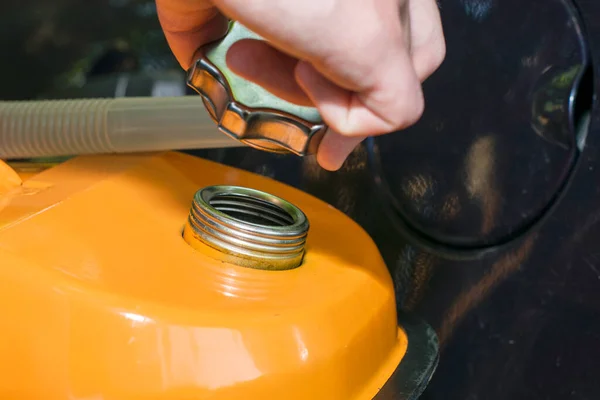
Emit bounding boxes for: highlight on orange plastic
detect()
[0,152,408,399]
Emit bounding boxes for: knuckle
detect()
[415,32,447,81]
[425,35,447,74]
[432,38,447,69]
[393,93,425,130]
[330,120,362,137]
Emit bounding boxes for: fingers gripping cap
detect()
[186,21,327,156]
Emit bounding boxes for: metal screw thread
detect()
[183,185,309,270]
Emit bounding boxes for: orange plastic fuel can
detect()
[0,152,437,399]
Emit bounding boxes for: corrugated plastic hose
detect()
[0,96,243,159]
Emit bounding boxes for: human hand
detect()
[156,0,445,170]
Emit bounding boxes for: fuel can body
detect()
[0,152,431,399]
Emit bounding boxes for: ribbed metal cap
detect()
[186,21,327,156]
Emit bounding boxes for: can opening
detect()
[208,193,294,227]
[183,185,309,270]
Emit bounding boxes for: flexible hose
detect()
[0,96,242,159]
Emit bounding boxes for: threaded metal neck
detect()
[183,185,309,270]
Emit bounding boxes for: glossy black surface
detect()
[373,0,588,249]
[3,0,600,398]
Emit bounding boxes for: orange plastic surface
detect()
[0,153,406,399]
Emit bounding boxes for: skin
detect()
[156,0,446,170]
